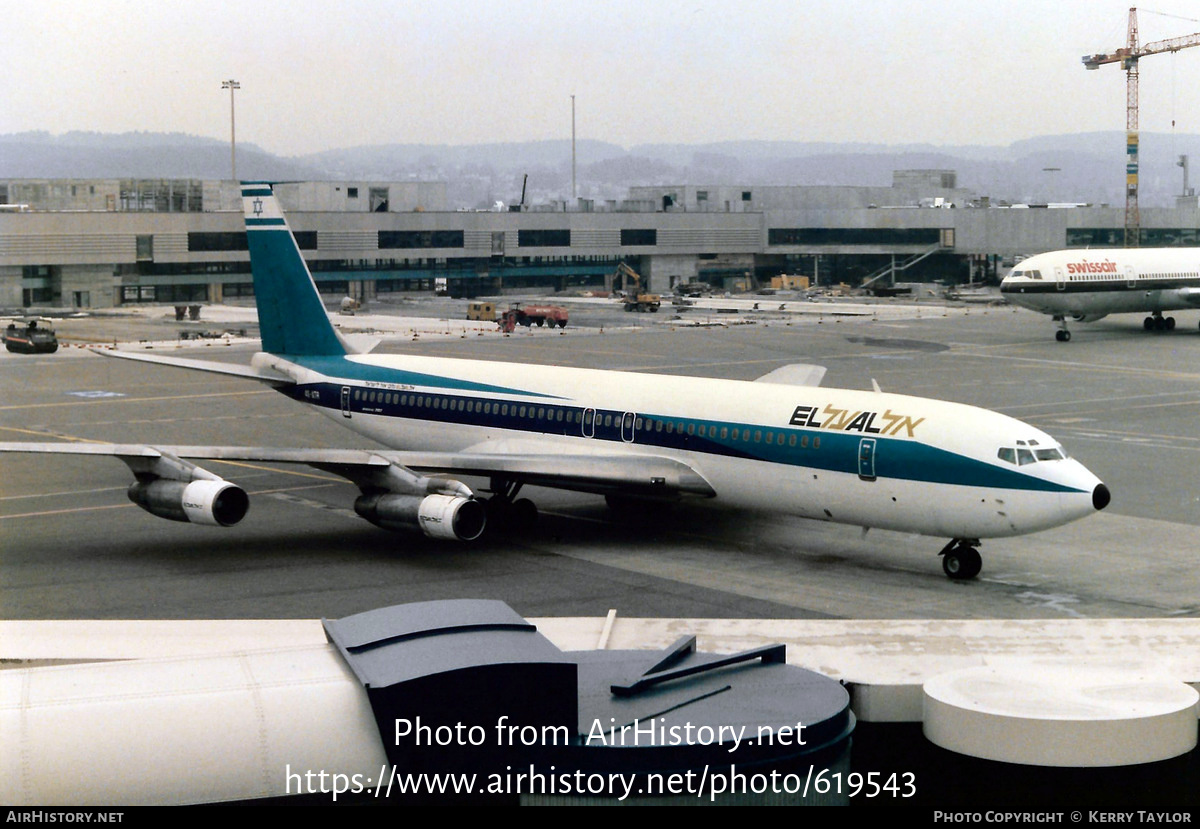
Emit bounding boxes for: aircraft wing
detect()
[0,442,717,500]
[380,450,716,498]
[753,363,826,386]
[1178,287,1200,307]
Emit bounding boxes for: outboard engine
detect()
[128,478,249,526]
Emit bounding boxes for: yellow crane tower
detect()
[1082,7,1200,245]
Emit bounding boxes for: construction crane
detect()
[1083,7,1200,245]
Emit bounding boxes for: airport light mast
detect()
[222,79,240,182]
[1082,8,1200,246]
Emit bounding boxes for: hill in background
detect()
[4,130,1199,210]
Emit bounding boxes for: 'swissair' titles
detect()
[1066,260,1118,275]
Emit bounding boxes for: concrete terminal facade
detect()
[2,172,1197,310]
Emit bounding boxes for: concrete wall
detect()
[0,266,22,306]
[59,265,115,308]
[274,182,448,213]
[643,254,700,290]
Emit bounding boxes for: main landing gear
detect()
[1143,312,1176,332]
[482,477,538,534]
[939,538,982,580]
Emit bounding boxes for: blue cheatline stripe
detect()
[246,218,287,227]
[284,380,1085,495]
[241,188,274,197]
[294,356,567,398]
[244,217,346,357]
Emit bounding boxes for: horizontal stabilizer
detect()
[754,363,827,387]
[339,333,382,355]
[95,350,293,385]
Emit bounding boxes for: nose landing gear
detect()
[939,538,982,580]
[1053,316,1071,342]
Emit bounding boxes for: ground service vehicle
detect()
[498,304,569,332]
[3,320,58,354]
[466,302,497,322]
[614,262,661,312]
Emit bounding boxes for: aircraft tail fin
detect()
[241,182,346,357]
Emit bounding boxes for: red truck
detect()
[498,304,569,333]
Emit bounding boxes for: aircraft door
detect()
[582,407,596,438]
[621,412,636,443]
[1054,266,1066,291]
[857,437,877,481]
[341,386,351,418]
[1126,265,1137,288]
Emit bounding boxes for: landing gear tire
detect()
[1145,316,1156,331]
[484,497,538,534]
[1167,316,1176,330]
[482,480,538,535]
[605,494,665,524]
[1055,329,1071,342]
[510,498,538,531]
[941,544,982,580]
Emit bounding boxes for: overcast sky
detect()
[5,0,1200,157]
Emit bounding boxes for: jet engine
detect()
[354,492,486,541]
[128,478,249,527]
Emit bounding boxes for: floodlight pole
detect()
[571,94,576,201]
[222,79,240,181]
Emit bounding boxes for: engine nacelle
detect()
[1071,312,1108,323]
[128,479,249,527]
[354,492,486,541]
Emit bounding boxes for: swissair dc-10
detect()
[1001,248,1200,341]
[0,184,1111,580]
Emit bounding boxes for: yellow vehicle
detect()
[466,301,496,322]
[613,262,661,312]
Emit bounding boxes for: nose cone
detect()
[1047,460,1109,530]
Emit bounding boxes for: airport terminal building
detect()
[1,173,1197,310]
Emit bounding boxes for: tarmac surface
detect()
[2,295,1198,622]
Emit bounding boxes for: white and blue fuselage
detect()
[261,348,1108,542]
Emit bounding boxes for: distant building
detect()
[0,175,1182,310]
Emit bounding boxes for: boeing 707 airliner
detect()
[0,184,1111,580]
[1001,247,1200,341]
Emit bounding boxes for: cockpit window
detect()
[997,444,1068,465]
